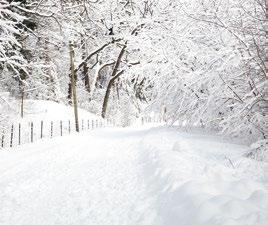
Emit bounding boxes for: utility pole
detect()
[69,41,79,132]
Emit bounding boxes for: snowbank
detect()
[246,140,268,163]
[139,128,268,225]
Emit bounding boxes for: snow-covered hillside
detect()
[0,100,104,148]
[0,126,267,225]
[5,100,100,123]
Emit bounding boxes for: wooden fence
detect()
[0,115,163,149]
[0,118,115,149]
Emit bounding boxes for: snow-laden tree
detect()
[21,0,160,122]
[0,0,28,122]
[0,0,27,75]
[1,0,265,142]
[150,0,267,142]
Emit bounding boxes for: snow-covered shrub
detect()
[246,140,268,162]
[0,92,17,123]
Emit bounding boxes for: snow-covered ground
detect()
[0,100,105,148]
[6,100,100,123]
[0,126,267,225]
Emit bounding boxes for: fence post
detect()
[30,122,33,143]
[40,121,43,139]
[92,120,94,129]
[87,120,89,130]
[1,131,4,148]
[82,119,84,131]
[10,124,14,148]
[96,120,98,128]
[50,121,53,138]
[18,123,21,145]
[60,120,63,136]
[68,120,71,134]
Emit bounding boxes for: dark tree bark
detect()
[82,40,90,93]
[101,42,127,118]
[69,41,79,132]
[67,39,122,103]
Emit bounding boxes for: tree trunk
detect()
[68,73,72,103]
[20,85,24,118]
[69,41,79,132]
[101,71,123,118]
[101,42,127,118]
[265,0,268,77]
[82,39,90,93]
[84,62,90,92]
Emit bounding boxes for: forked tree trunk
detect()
[101,43,127,118]
[67,39,122,103]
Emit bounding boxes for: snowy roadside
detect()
[0,126,267,225]
[138,127,268,225]
[0,100,106,149]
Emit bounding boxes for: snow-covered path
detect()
[0,126,267,225]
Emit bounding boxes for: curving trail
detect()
[0,126,267,225]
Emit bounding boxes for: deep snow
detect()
[0,100,104,148]
[0,126,267,225]
[6,100,100,122]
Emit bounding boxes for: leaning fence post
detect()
[10,124,14,148]
[40,121,43,139]
[18,123,21,145]
[50,121,53,138]
[60,120,63,136]
[30,122,33,143]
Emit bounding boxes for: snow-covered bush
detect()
[246,140,268,162]
[148,0,268,142]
